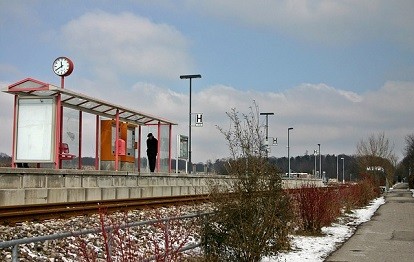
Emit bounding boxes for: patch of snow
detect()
[262,197,385,262]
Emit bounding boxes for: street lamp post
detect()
[341,157,345,184]
[337,155,339,182]
[288,127,293,178]
[314,150,317,177]
[180,74,201,174]
[318,143,321,179]
[260,112,274,158]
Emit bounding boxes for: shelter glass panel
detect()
[159,124,170,173]
[61,107,80,168]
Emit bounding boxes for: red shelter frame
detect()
[3,78,176,172]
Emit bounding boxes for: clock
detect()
[52,57,74,76]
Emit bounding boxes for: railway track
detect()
[0,194,210,225]
[0,187,343,225]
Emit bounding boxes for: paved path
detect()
[326,184,414,262]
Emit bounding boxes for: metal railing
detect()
[0,211,212,262]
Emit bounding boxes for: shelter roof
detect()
[3,78,176,126]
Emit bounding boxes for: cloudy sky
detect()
[1,0,413,163]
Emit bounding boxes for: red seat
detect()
[60,143,75,160]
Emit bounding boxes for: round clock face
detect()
[53,57,74,76]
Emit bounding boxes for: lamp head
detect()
[180,74,201,79]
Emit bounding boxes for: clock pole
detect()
[53,56,74,169]
[58,76,65,168]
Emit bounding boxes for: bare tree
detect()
[403,133,414,188]
[404,134,414,162]
[356,132,397,187]
[216,102,266,159]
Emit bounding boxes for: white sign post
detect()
[176,135,189,173]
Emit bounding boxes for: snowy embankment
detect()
[262,196,385,262]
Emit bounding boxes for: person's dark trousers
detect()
[148,154,156,172]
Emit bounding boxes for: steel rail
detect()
[0,194,210,225]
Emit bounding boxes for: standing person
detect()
[146,133,158,173]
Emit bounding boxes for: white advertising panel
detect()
[15,98,55,162]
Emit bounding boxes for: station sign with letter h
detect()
[193,113,203,127]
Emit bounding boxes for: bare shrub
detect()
[291,185,341,235]
[352,176,381,206]
[74,208,199,261]
[340,184,363,213]
[201,103,293,261]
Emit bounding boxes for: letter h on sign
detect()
[195,113,203,127]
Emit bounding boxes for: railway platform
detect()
[0,168,323,206]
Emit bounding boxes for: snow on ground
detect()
[262,197,386,262]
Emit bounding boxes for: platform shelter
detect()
[3,78,176,172]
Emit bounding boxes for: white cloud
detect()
[61,11,193,80]
[338,90,363,103]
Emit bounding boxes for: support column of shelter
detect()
[157,121,161,172]
[115,110,120,171]
[55,92,62,169]
[95,115,100,170]
[11,95,17,168]
[78,111,82,169]
[137,125,142,173]
[57,76,64,169]
[168,124,172,173]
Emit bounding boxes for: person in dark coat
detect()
[146,133,158,172]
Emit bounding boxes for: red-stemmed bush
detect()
[292,177,381,236]
[291,184,341,235]
[339,184,362,213]
[340,175,381,211]
[73,207,200,261]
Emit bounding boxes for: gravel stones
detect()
[0,204,209,261]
